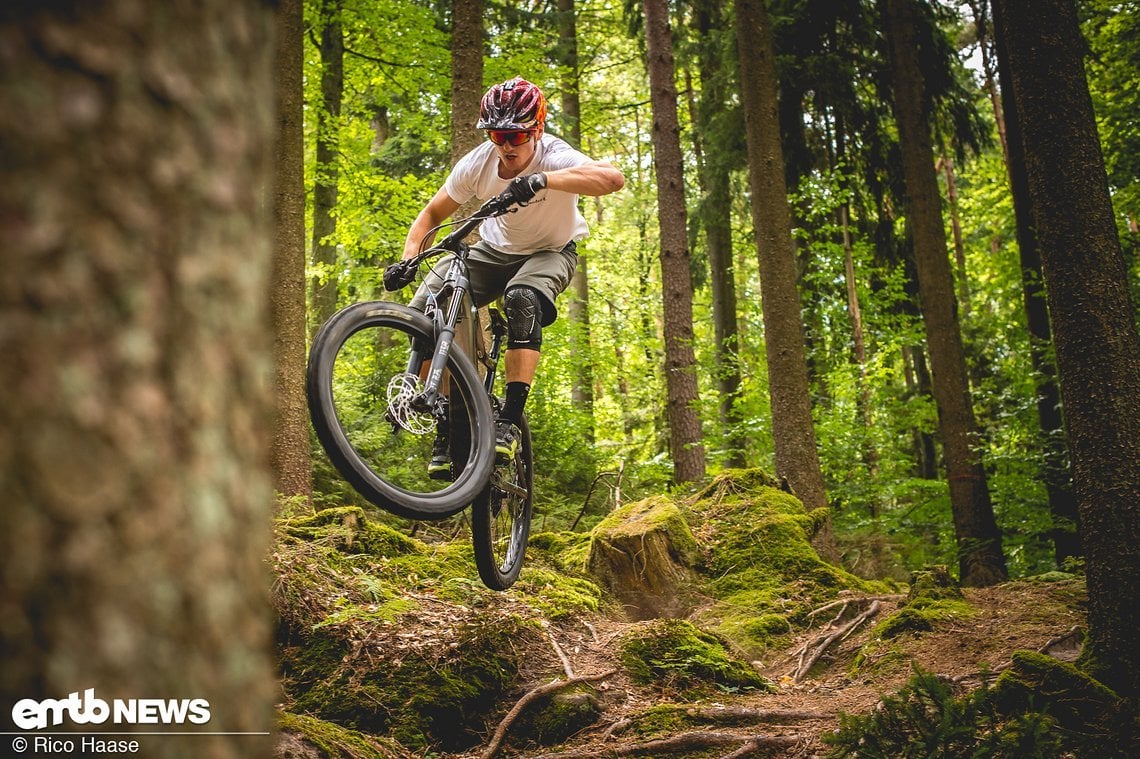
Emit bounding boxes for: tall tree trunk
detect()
[734,0,830,516]
[642,0,706,483]
[450,0,483,165]
[693,0,746,469]
[558,0,597,438]
[309,0,343,336]
[272,0,313,502]
[938,154,970,313]
[992,0,1140,697]
[0,2,277,753]
[989,2,1081,565]
[884,0,1006,586]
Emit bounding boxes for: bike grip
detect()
[383,261,416,291]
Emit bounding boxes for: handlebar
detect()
[384,186,525,292]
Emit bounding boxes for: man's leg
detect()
[498,286,546,459]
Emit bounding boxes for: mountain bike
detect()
[306,189,534,590]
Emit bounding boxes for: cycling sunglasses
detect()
[487,129,535,147]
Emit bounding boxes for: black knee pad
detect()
[503,285,543,350]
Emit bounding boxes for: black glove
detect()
[383,261,417,291]
[507,172,547,204]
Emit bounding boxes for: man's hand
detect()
[383,261,417,291]
[507,172,547,204]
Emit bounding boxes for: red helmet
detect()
[476,77,547,130]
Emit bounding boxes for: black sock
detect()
[501,382,530,426]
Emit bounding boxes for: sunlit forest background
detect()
[299,0,1139,580]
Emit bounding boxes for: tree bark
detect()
[0,2,277,752]
[450,0,483,165]
[272,0,313,502]
[992,0,1140,697]
[558,0,597,436]
[309,0,343,337]
[989,1,1080,565]
[883,0,1006,586]
[642,0,706,483]
[734,0,830,517]
[693,0,746,469]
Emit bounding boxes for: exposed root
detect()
[480,670,617,759]
[793,600,881,682]
[682,706,827,725]
[534,730,805,758]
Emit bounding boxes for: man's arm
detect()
[543,161,625,197]
[403,186,462,259]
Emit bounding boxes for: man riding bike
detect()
[398,77,625,478]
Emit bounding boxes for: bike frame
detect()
[405,205,510,415]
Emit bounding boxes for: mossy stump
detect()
[587,497,700,620]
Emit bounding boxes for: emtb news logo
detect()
[11,689,211,730]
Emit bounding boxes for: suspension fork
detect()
[414,266,470,411]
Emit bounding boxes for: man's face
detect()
[488,125,543,175]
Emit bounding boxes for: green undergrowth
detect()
[277,711,409,758]
[683,470,896,657]
[618,618,772,697]
[272,505,603,752]
[852,565,975,675]
[825,658,1135,757]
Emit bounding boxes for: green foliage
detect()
[825,659,1134,758]
[300,0,1139,590]
[618,619,771,696]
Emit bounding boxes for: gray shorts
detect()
[409,239,578,326]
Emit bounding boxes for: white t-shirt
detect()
[444,135,595,254]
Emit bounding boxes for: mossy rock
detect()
[528,530,594,574]
[280,506,425,557]
[588,497,701,619]
[905,565,964,604]
[276,711,410,758]
[990,651,1121,731]
[684,470,892,657]
[876,599,974,640]
[282,614,539,752]
[512,685,607,747]
[618,619,772,696]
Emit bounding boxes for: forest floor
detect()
[273,490,1094,759]
[439,575,1086,758]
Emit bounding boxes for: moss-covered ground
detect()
[271,472,1122,758]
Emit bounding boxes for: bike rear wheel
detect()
[307,302,495,520]
[471,415,534,590]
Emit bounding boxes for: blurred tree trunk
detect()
[884,0,1006,586]
[734,0,832,526]
[692,0,746,469]
[989,0,1080,566]
[309,0,343,337]
[0,1,277,753]
[272,0,312,502]
[642,0,706,483]
[993,0,1140,697]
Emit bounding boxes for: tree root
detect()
[793,599,881,682]
[683,706,827,725]
[479,669,617,759]
[534,730,805,758]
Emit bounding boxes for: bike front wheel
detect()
[307,302,495,520]
[471,415,534,590]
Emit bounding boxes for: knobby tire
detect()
[307,301,495,520]
[471,414,534,589]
